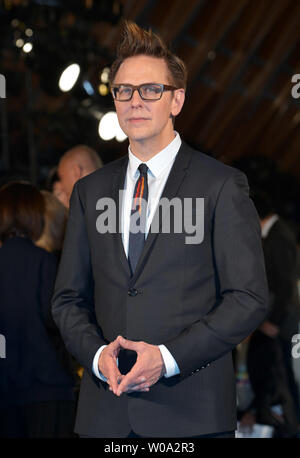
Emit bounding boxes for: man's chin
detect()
[126,128,153,143]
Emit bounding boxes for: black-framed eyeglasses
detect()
[111,83,177,101]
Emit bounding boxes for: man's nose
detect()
[130,88,143,105]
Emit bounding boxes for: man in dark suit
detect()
[52,21,269,438]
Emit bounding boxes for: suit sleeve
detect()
[165,171,269,377]
[51,182,106,376]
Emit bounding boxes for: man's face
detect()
[52,181,69,208]
[57,158,78,204]
[112,55,184,149]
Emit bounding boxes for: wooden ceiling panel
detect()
[178,83,221,134]
[1,0,299,180]
[286,43,300,68]
[101,0,149,50]
[177,0,248,81]
[258,106,297,158]
[149,0,201,44]
[257,2,300,61]
[202,53,232,83]
[223,0,274,51]
[147,0,175,29]
[193,6,300,152]
[281,128,300,173]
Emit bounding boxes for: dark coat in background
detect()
[262,219,300,340]
[246,218,300,436]
[0,237,75,409]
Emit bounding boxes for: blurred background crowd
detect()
[0,0,299,438]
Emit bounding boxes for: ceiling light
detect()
[58,63,81,92]
[23,42,33,53]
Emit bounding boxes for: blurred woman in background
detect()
[0,182,76,438]
[36,189,82,398]
[36,190,68,257]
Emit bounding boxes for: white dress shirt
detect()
[93,132,182,381]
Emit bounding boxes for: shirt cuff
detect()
[159,344,180,378]
[92,345,108,382]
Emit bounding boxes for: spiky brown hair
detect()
[109,21,187,90]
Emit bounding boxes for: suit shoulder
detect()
[76,155,127,190]
[184,142,246,182]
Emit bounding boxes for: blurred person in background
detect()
[239,190,300,437]
[36,190,68,258]
[36,189,82,401]
[46,167,69,209]
[57,145,103,207]
[253,191,300,416]
[0,182,76,438]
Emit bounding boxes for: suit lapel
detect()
[130,142,193,285]
[111,156,131,276]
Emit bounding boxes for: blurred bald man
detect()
[58,145,103,207]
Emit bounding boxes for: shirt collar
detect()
[261,214,279,238]
[128,131,182,180]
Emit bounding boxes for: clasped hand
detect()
[98,335,166,396]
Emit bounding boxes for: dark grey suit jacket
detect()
[52,141,269,437]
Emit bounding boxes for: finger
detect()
[107,377,121,394]
[108,369,124,395]
[125,381,150,391]
[110,337,123,355]
[126,377,147,390]
[126,386,150,393]
[107,374,123,385]
[117,336,140,352]
[117,371,144,396]
[125,376,159,392]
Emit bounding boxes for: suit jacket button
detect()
[128,288,138,297]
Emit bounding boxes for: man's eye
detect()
[144,85,159,94]
[119,87,131,95]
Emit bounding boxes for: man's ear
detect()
[171,89,185,117]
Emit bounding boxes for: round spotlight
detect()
[16,38,24,48]
[115,124,127,142]
[100,67,110,84]
[98,111,118,141]
[207,50,216,61]
[58,63,81,92]
[98,83,109,96]
[23,42,33,53]
[83,80,95,96]
[11,19,20,28]
[25,28,33,37]
[98,111,127,142]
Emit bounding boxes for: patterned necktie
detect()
[128,163,149,274]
